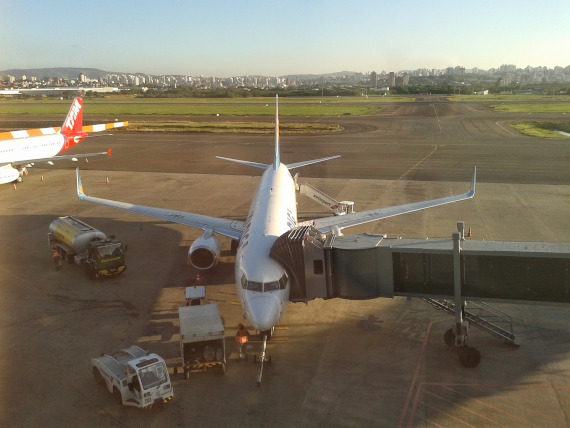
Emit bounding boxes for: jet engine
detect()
[188,230,220,270]
[0,165,21,184]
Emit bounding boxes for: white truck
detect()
[91,345,173,409]
[179,303,226,379]
[48,216,127,279]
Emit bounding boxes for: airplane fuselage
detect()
[235,163,296,331]
[0,133,67,165]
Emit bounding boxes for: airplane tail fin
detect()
[217,94,340,171]
[274,94,280,170]
[59,97,88,151]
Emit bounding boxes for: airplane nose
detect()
[248,295,281,331]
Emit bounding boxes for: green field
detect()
[0,95,416,117]
[509,121,570,138]
[490,103,570,113]
[449,95,570,103]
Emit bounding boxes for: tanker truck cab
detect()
[84,238,127,279]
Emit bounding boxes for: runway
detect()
[1,98,569,427]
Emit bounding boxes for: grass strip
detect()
[509,121,570,137]
[126,121,343,134]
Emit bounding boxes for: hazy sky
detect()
[1,0,568,76]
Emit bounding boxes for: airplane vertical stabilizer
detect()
[60,97,83,136]
[59,97,87,151]
[274,94,280,170]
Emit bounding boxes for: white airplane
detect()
[76,95,475,381]
[0,97,127,184]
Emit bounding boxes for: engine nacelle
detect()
[188,232,220,270]
[0,166,21,184]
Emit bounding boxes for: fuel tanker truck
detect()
[48,216,126,279]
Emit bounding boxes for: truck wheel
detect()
[113,387,122,405]
[85,264,96,280]
[92,367,104,386]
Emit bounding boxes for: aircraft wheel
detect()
[459,346,481,368]
[92,367,104,386]
[444,328,455,347]
[85,264,96,280]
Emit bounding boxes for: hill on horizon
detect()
[0,67,119,80]
[1,67,364,81]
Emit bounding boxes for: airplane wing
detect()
[7,150,112,168]
[0,122,128,141]
[76,168,244,240]
[311,166,476,234]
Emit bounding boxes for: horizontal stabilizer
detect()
[216,156,268,170]
[287,155,341,170]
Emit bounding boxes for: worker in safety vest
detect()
[52,247,62,270]
[235,323,250,360]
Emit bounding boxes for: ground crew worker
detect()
[52,247,62,270]
[235,323,250,360]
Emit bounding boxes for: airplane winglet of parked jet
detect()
[0,97,126,184]
[75,94,476,348]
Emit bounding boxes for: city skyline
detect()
[1,0,569,77]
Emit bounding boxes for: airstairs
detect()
[296,181,354,216]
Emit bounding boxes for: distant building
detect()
[370,71,378,87]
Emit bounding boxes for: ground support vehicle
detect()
[179,304,226,379]
[185,285,206,306]
[91,345,173,409]
[48,215,126,279]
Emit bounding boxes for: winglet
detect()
[468,166,477,197]
[273,94,280,170]
[76,168,86,199]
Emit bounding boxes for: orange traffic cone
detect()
[13,184,17,190]
[467,227,472,238]
[41,176,44,181]
[106,177,110,184]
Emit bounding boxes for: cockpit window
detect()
[246,281,263,292]
[279,273,288,289]
[241,272,288,292]
[264,281,279,292]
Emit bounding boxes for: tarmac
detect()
[1,97,569,427]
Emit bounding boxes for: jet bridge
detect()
[270,223,570,367]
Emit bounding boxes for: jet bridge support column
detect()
[449,227,481,367]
